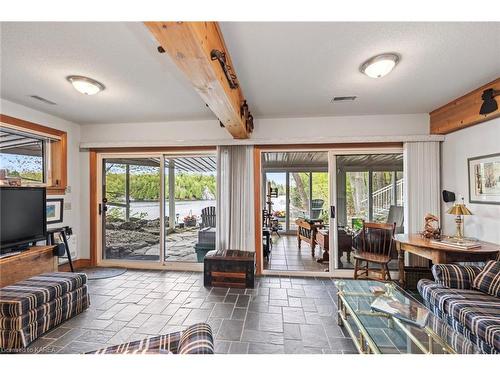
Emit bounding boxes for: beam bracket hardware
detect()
[219,121,225,128]
[157,46,166,54]
[210,49,239,89]
[240,100,254,134]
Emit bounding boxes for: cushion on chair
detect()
[0,272,87,317]
[473,260,500,298]
[432,264,482,290]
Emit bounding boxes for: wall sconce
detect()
[479,88,500,115]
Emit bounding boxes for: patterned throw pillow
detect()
[432,264,482,289]
[473,260,500,298]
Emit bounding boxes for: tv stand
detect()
[0,246,57,288]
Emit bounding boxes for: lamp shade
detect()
[447,204,473,216]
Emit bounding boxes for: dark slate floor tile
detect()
[283,323,301,340]
[283,307,306,323]
[300,324,329,348]
[248,342,284,354]
[215,340,231,354]
[217,319,244,341]
[224,294,238,304]
[211,303,234,319]
[327,337,357,352]
[229,341,249,354]
[231,307,247,321]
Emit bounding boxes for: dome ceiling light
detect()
[360,53,400,79]
[67,75,105,95]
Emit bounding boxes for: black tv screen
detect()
[0,187,47,250]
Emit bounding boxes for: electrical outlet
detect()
[64,202,72,210]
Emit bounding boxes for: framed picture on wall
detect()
[468,153,500,205]
[47,198,64,223]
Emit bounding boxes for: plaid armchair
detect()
[418,263,500,354]
[87,323,214,354]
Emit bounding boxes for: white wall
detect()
[80,113,431,147]
[441,118,500,244]
[1,101,433,261]
[0,99,84,260]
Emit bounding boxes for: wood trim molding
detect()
[430,77,500,134]
[144,22,251,139]
[0,114,65,137]
[59,259,91,272]
[253,147,263,276]
[0,114,68,195]
[88,146,216,153]
[89,150,98,266]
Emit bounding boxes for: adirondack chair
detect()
[201,206,216,228]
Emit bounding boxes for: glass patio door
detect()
[328,150,404,274]
[101,157,162,262]
[99,152,216,268]
[163,155,217,263]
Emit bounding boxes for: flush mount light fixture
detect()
[360,53,400,78]
[67,75,105,95]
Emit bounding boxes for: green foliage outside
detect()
[267,170,399,225]
[3,169,43,183]
[105,171,216,202]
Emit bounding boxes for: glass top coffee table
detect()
[334,279,479,354]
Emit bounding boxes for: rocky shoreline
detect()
[104,217,198,261]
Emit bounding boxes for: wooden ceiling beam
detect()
[144,21,251,139]
[430,77,500,134]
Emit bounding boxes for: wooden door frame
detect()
[88,146,216,267]
[253,143,403,276]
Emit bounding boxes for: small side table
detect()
[204,249,255,288]
[46,226,74,272]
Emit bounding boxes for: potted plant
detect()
[183,212,198,227]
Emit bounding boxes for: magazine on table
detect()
[370,296,429,328]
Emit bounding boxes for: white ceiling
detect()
[220,22,500,117]
[1,22,499,124]
[0,22,213,124]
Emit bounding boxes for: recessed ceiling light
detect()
[360,53,400,79]
[67,75,105,95]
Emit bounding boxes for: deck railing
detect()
[361,179,403,220]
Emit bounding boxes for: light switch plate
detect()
[64,202,72,210]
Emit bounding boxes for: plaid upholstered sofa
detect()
[87,323,214,354]
[418,261,500,354]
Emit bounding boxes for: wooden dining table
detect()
[395,233,500,287]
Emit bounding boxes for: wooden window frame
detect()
[0,114,67,195]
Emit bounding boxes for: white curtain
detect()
[216,145,255,252]
[403,141,441,266]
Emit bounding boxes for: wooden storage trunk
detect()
[204,249,255,288]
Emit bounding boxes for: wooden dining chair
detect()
[353,221,396,281]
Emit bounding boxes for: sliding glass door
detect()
[98,152,216,268]
[102,157,161,262]
[164,155,217,263]
[329,150,404,272]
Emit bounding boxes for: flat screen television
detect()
[0,186,47,251]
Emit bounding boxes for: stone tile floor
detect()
[27,269,357,354]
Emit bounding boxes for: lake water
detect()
[114,200,216,221]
